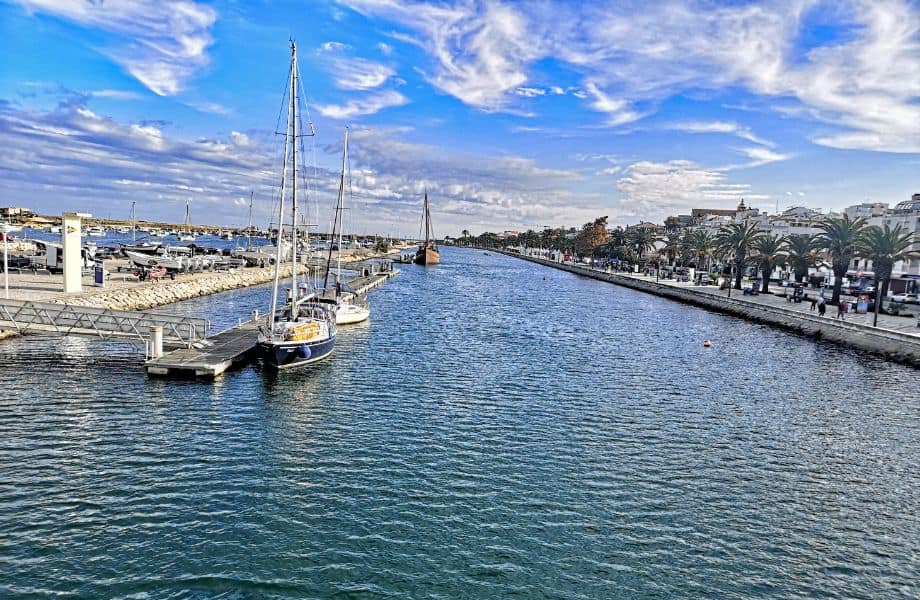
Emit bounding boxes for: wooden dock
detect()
[145,268,399,378]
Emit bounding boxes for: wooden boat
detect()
[413,192,440,265]
[257,41,336,370]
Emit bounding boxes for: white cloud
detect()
[513,86,545,97]
[342,0,920,150]
[377,42,393,55]
[669,121,775,147]
[90,89,143,100]
[549,86,565,95]
[18,0,218,96]
[315,90,408,119]
[343,0,538,109]
[332,57,395,90]
[616,159,766,220]
[320,41,350,52]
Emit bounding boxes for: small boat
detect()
[413,192,440,265]
[86,226,106,237]
[258,41,336,369]
[318,128,370,325]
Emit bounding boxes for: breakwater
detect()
[47,264,305,312]
[501,251,920,367]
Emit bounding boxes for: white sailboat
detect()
[320,128,370,325]
[178,200,196,241]
[257,41,336,369]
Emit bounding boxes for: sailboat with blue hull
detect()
[257,41,336,370]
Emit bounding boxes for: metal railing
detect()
[0,299,209,346]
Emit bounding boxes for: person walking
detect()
[810,296,818,311]
[837,301,846,320]
[817,296,826,316]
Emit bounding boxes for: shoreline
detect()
[496,250,920,368]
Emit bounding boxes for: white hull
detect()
[336,302,370,324]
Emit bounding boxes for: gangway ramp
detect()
[0,299,209,345]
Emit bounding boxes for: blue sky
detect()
[1,0,918,237]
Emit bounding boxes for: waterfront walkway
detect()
[622,272,920,337]
[499,251,920,366]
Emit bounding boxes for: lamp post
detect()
[2,223,21,299]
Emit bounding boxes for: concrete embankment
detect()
[501,251,920,368]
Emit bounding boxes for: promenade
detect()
[499,251,920,367]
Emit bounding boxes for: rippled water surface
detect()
[1,248,917,598]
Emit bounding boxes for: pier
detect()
[144,268,399,378]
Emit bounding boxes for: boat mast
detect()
[323,128,348,291]
[247,191,253,251]
[130,200,136,243]
[184,200,191,234]
[269,41,296,323]
[424,191,430,246]
[290,41,299,304]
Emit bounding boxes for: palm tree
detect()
[752,234,785,294]
[817,215,867,304]
[858,224,917,326]
[783,233,821,283]
[715,222,763,290]
[628,228,657,259]
[660,232,684,267]
[686,230,715,271]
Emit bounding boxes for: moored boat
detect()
[413,192,440,265]
[257,41,335,369]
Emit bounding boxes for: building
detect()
[1,207,33,220]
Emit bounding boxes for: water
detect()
[1,248,917,598]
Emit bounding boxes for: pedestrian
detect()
[817,296,826,316]
[810,296,818,311]
[837,301,846,320]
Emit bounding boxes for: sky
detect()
[0,0,918,237]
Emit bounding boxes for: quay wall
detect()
[501,251,920,368]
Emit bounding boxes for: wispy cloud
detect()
[615,159,766,221]
[669,121,775,147]
[315,90,409,119]
[332,57,395,91]
[17,0,218,96]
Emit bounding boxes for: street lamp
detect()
[2,222,22,299]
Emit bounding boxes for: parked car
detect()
[891,292,919,304]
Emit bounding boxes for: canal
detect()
[0,247,917,597]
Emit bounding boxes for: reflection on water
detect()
[0,247,917,598]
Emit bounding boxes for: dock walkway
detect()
[145,268,399,378]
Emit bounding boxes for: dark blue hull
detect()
[258,335,335,369]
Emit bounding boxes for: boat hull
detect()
[336,302,370,325]
[259,334,335,370]
[413,248,440,265]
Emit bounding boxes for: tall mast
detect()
[185,200,190,234]
[247,191,253,250]
[269,41,296,323]
[323,128,348,291]
[290,41,299,304]
[424,191,430,245]
[130,200,136,243]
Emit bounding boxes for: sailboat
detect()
[319,129,370,325]
[178,200,196,241]
[257,41,336,369]
[413,192,440,265]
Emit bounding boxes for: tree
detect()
[686,230,715,271]
[752,234,785,293]
[715,222,763,290]
[858,224,917,325]
[660,232,684,267]
[817,215,867,304]
[628,227,657,259]
[574,216,609,255]
[783,233,821,283]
